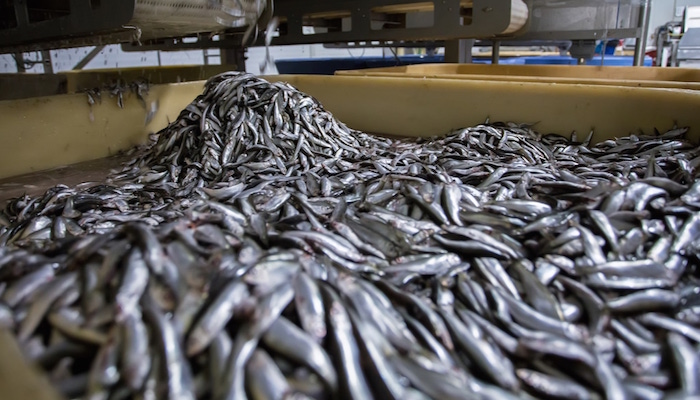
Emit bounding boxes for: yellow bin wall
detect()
[337,63,700,90]
[0,65,234,101]
[1,74,700,399]
[1,74,700,181]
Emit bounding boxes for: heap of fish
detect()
[1,71,700,400]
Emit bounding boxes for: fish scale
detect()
[1,72,700,400]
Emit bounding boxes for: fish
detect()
[186,280,251,356]
[245,349,291,400]
[1,71,699,400]
[439,307,519,390]
[292,272,327,343]
[142,296,196,400]
[261,316,338,391]
[115,248,150,320]
[218,282,294,400]
[667,332,700,395]
[516,368,592,400]
[120,313,151,391]
[320,283,374,399]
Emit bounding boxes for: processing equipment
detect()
[1,0,652,66]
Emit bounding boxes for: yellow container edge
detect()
[1,74,699,182]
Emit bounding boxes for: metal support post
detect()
[633,0,652,66]
[41,50,53,73]
[13,52,25,72]
[491,41,501,64]
[444,39,474,63]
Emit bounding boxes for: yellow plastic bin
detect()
[1,73,700,399]
[0,65,233,101]
[336,63,700,90]
[2,74,700,181]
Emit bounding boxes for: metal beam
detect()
[72,45,105,70]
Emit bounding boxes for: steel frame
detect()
[0,0,134,53]
[122,0,521,52]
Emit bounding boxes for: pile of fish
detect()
[1,72,700,400]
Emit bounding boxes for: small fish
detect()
[292,272,327,343]
[607,289,680,313]
[186,280,251,356]
[115,248,149,320]
[120,313,151,391]
[439,308,519,390]
[1,72,699,400]
[245,349,291,400]
[516,369,592,400]
[667,332,700,395]
[261,316,338,391]
[18,272,77,341]
[320,284,374,400]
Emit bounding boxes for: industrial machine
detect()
[1,0,652,68]
[0,0,268,52]
[656,5,700,67]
